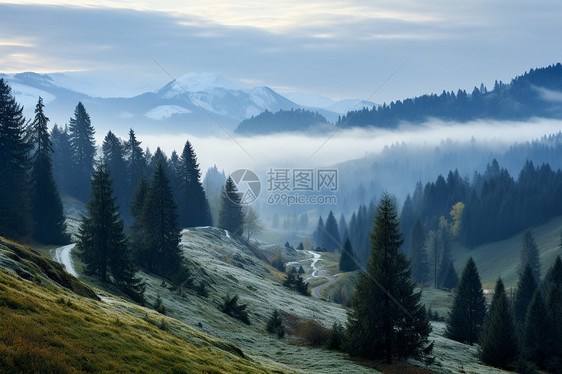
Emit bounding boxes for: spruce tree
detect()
[218,176,244,237]
[446,258,486,345]
[140,163,182,276]
[77,165,144,302]
[513,264,537,328]
[323,211,341,252]
[51,124,73,195]
[314,216,325,250]
[102,131,128,220]
[408,218,429,284]
[543,256,562,365]
[0,78,32,239]
[68,102,95,201]
[479,278,519,369]
[177,140,212,227]
[129,178,148,264]
[521,230,541,284]
[124,128,146,199]
[29,97,69,244]
[523,290,551,368]
[338,214,348,243]
[346,193,432,363]
[339,237,358,272]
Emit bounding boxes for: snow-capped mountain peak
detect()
[165,73,242,95]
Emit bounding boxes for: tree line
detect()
[401,159,562,248]
[337,63,562,128]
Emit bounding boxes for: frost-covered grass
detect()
[0,235,289,373]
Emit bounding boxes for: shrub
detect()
[326,322,345,350]
[299,319,330,346]
[219,294,250,325]
[271,249,285,272]
[154,294,166,315]
[266,310,285,338]
[283,268,310,296]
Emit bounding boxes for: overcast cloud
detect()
[1,1,561,101]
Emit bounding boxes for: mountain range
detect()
[1,72,373,136]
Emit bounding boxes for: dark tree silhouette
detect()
[28,97,69,244]
[446,258,486,345]
[346,193,432,363]
[68,102,95,201]
[339,237,358,272]
[218,176,244,237]
[479,278,519,369]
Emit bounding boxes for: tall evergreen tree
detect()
[542,256,562,366]
[520,229,541,284]
[314,216,325,249]
[446,258,487,345]
[139,163,182,277]
[338,214,348,243]
[77,165,144,302]
[124,128,146,199]
[323,210,341,252]
[408,218,429,284]
[523,290,551,368]
[28,97,69,244]
[346,193,432,363]
[177,140,212,228]
[102,131,128,221]
[513,264,537,328]
[68,102,95,201]
[436,219,458,289]
[218,176,244,237]
[51,124,73,195]
[0,78,32,239]
[129,178,148,264]
[479,278,519,369]
[339,237,358,272]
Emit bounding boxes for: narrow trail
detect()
[53,243,78,277]
[311,275,339,299]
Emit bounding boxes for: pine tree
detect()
[339,237,358,272]
[68,102,95,201]
[479,278,519,369]
[513,264,537,328]
[446,258,487,345]
[28,97,69,244]
[314,216,325,250]
[523,290,551,368]
[124,128,146,199]
[436,218,458,289]
[338,214,348,243]
[129,178,148,264]
[408,218,429,284]
[218,176,244,237]
[51,124,73,195]
[521,230,541,284]
[102,131,128,220]
[0,78,32,239]
[177,140,212,227]
[140,163,182,277]
[77,165,144,302]
[346,193,432,363]
[323,211,341,252]
[542,256,562,366]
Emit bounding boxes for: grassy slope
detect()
[453,215,562,289]
[0,238,289,374]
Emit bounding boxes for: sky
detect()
[1,1,561,102]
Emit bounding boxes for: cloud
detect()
[1,2,562,102]
[110,118,562,175]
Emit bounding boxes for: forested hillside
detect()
[338,63,562,128]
